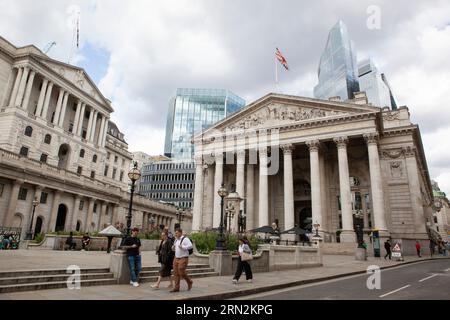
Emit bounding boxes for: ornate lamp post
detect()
[313,222,321,238]
[215,183,228,250]
[122,162,141,243]
[25,197,39,240]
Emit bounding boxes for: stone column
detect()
[307,140,323,234]
[236,149,246,231]
[281,144,295,231]
[58,92,69,128]
[364,133,388,235]
[333,137,355,243]
[48,190,62,232]
[246,163,255,231]
[97,115,106,145]
[14,66,30,108]
[89,111,98,142]
[77,103,86,137]
[101,118,109,147]
[41,82,53,120]
[73,100,82,135]
[21,70,36,110]
[213,153,223,228]
[53,89,64,125]
[259,147,269,227]
[4,180,23,226]
[68,195,81,231]
[192,155,204,232]
[85,198,95,232]
[99,202,108,229]
[35,78,48,116]
[86,108,94,141]
[9,67,23,107]
[404,146,427,234]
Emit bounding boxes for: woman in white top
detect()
[232,237,253,284]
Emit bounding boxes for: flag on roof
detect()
[275,47,289,70]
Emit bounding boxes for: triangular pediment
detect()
[207,93,379,133]
[38,57,110,108]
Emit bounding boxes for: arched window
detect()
[79,149,85,158]
[92,154,97,163]
[44,134,51,144]
[24,126,33,137]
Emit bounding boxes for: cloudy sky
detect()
[1,0,450,193]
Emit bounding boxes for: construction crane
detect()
[43,42,56,54]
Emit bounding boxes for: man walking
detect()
[122,227,142,287]
[384,239,391,260]
[415,240,421,258]
[170,228,193,292]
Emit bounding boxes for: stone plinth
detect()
[209,250,232,276]
[355,247,367,261]
[109,249,131,284]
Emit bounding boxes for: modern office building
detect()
[314,20,360,101]
[139,156,195,209]
[358,58,398,109]
[164,88,245,160]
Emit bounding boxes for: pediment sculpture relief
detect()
[227,103,346,131]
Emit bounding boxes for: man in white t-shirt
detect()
[170,228,193,292]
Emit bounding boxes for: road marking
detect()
[445,268,450,272]
[379,285,411,298]
[419,274,438,282]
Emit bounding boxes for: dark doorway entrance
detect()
[299,207,312,232]
[34,216,43,235]
[55,204,67,232]
[76,220,81,232]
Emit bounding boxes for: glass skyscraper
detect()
[314,20,360,101]
[358,58,398,109]
[164,88,245,159]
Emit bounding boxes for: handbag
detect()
[240,251,253,261]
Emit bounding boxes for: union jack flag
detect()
[275,47,289,70]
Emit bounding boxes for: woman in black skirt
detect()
[151,232,174,289]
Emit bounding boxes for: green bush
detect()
[190,232,262,254]
[33,233,44,244]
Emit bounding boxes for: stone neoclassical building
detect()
[0,36,188,238]
[192,92,434,250]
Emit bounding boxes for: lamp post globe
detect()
[25,197,40,240]
[215,183,228,250]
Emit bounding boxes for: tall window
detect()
[104,165,109,177]
[112,168,117,180]
[44,134,52,144]
[40,192,48,204]
[79,149,85,158]
[79,200,84,210]
[19,146,29,157]
[92,155,97,163]
[119,171,124,182]
[24,126,33,137]
[40,153,48,163]
[77,166,82,175]
[90,171,95,179]
[18,187,28,200]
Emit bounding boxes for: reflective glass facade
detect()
[358,59,396,108]
[164,88,245,159]
[314,21,360,101]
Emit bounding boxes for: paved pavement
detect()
[241,259,450,300]
[1,251,448,300]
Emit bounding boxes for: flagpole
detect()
[275,55,279,93]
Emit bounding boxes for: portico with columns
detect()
[192,93,434,249]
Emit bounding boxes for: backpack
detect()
[181,236,194,255]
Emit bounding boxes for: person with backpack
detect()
[170,228,193,292]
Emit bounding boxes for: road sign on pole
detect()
[392,241,403,260]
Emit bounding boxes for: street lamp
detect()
[25,197,39,240]
[122,161,141,243]
[313,222,321,238]
[215,183,228,250]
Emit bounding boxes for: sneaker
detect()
[247,279,253,283]
[232,279,238,284]
[130,281,134,285]
[132,282,140,287]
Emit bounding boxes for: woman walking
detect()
[151,232,174,289]
[232,237,253,284]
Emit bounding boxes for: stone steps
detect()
[0,272,114,286]
[0,268,111,278]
